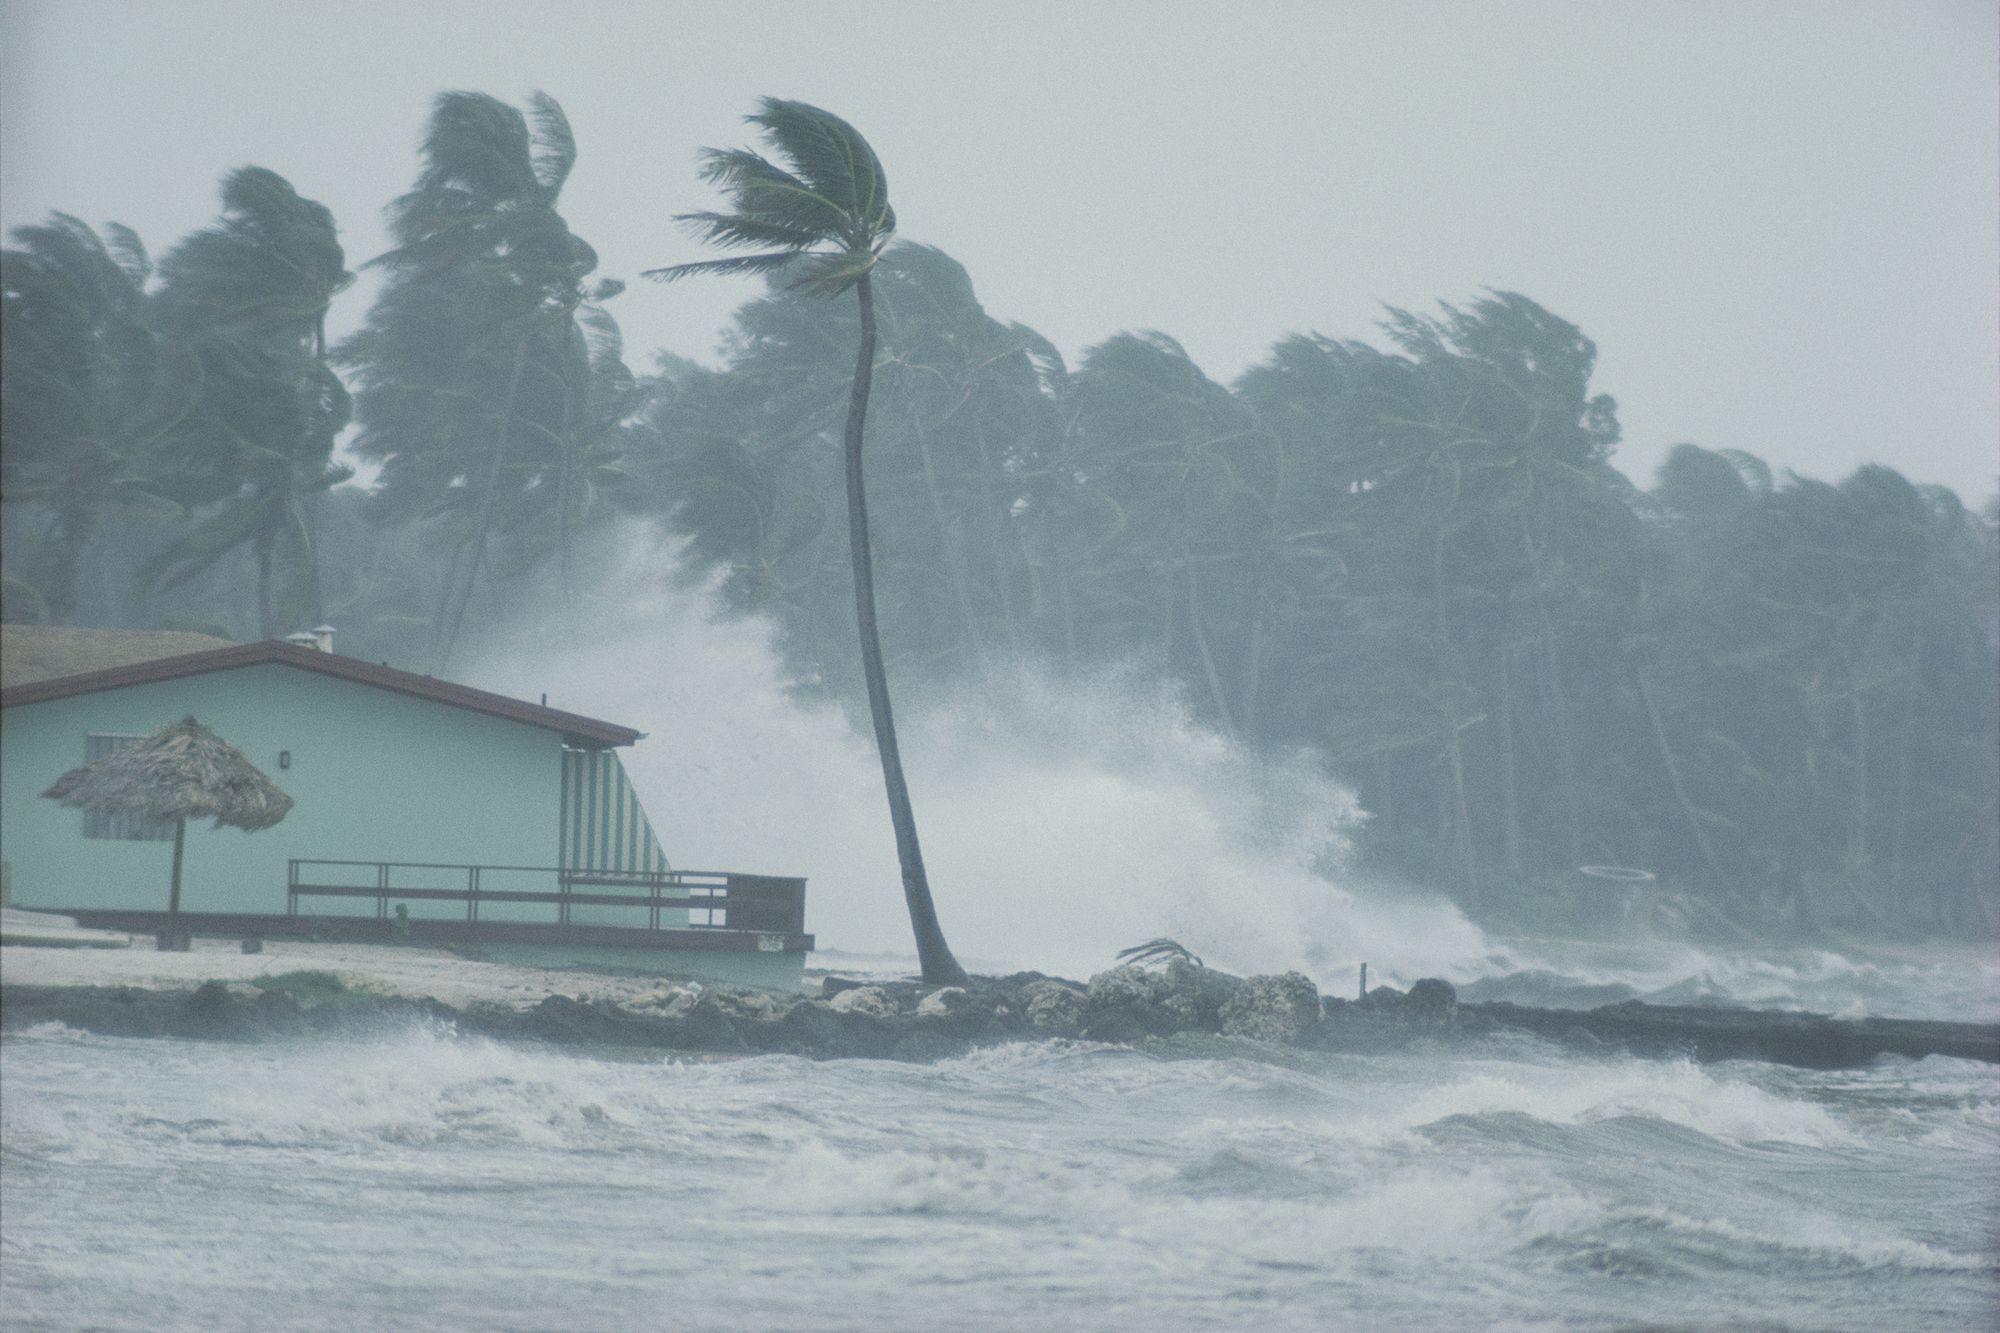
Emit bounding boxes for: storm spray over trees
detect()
[3,91,1994,941]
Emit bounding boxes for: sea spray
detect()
[462,527,1497,987]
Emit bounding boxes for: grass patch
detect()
[249,970,350,1002]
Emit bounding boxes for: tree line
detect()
[5,91,1994,939]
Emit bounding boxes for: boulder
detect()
[757,999,894,1059]
[1219,972,1322,1044]
[711,989,781,1023]
[1158,958,1244,1030]
[1019,980,1086,1035]
[1405,978,1459,1022]
[828,985,899,1018]
[1085,965,1164,1009]
[1080,1001,1178,1043]
[916,987,973,1019]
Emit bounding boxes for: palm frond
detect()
[526,90,577,195]
[100,223,151,286]
[674,209,826,252]
[695,149,851,234]
[784,249,882,295]
[643,252,801,283]
[1115,938,1204,970]
[748,98,891,234]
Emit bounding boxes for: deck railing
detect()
[286,860,806,935]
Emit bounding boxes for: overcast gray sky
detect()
[4,0,1995,501]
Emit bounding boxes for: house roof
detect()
[0,629,640,749]
[1,625,237,688]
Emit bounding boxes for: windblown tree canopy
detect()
[0,215,190,623]
[3,84,1991,942]
[143,168,356,640]
[338,90,648,668]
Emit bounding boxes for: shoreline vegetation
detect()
[4,945,1994,1071]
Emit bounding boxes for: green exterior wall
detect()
[1,663,560,920]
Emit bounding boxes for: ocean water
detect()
[3,1012,1995,1331]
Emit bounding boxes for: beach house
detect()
[0,626,811,989]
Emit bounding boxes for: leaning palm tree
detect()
[646,99,969,986]
[42,716,292,948]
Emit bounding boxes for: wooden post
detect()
[158,816,190,952]
[168,816,186,918]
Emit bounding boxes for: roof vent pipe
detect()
[311,625,336,654]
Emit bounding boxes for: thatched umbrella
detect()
[42,715,293,928]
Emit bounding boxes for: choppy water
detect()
[4,1008,1996,1331]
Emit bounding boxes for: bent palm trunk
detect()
[845,276,969,986]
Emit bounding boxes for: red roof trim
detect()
[0,640,640,748]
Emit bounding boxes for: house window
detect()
[81,734,175,841]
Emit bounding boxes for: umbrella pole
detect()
[169,816,186,919]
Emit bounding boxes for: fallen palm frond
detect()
[1116,938,1203,970]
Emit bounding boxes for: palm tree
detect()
[646,98,970,986]
[144,168,355,638]
[339,91,602,669]
[1,215,191,621]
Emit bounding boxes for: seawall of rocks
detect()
[4,960,1994,1070]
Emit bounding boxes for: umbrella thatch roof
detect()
[42,715,293,831]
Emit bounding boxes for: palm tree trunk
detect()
[437,338,531,671]
[1636,670,1721,881]
[255,531,275,640]
[1184,552,1240,737]
[845,275,968,987]
[1496,639,1524,876]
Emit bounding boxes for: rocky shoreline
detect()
[5,958,1995,1070]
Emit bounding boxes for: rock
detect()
[1219,972,1322,1044]
[1020,980,1086,1035]
[1357,984,1406,1009]
[711,989,780,1022]
[1405,978,1458,1021]
[653,995,748,1053]
[1159,958,1243,1030]
[818,976,869,999]
[1085,965,1163,1009]
[916,987,973,1019]
[1081,1001,1178,1042]
[757,1000,893,1059]
[828,985,898,1018]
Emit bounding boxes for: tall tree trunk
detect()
[436,338,531,671]
[1636,670,1721,881]
[1520,514,1584,866]
[1184,552,1240,737]
[33,506,99,624]
[846,276,968,987]
[255,533,274,640]
[913,416,986,673]
[970,416,1028,655]
[1496,637,1524,876]
[1432,527,1478,907]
